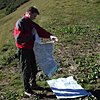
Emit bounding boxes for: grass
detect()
[0,0,100,99]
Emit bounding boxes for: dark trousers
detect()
[18,48,37,91]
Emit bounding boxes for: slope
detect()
[0,0,100,99]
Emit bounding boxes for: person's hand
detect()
[50,35,58,42]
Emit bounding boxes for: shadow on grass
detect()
[23,87,56,99]
[38,88,100,100]
[23,88,100,100]
[88,89,100,99]
[38,93,56,99]
[36,88,100,99]
[35,87,56,99]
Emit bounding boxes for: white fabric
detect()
[47,76,91,99]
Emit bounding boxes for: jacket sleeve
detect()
[14,20,32,44]
[33,22,52,38]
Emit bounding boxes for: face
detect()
[30,12,38,20]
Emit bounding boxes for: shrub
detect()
[0,0,29,14]
[0,0,7,9]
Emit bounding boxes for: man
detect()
[13,6,58,97]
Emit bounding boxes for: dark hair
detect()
[27,6,39,15]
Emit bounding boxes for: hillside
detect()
[0,0,100,48]
[0,0,100,99]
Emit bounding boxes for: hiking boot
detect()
[25,89,36,97]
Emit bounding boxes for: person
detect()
[13,6,58,97]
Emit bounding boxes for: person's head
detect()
[25,6,39,20]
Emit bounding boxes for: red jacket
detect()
[13,16,52,49]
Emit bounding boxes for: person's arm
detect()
[34,22,58,42]
[33,22,52,38]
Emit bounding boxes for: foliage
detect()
[74,54,100,83]
[55,25,100,82]
[0,0,6,9]
[0,0,29,15]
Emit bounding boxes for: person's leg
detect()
[30,50,37,86]
[30,50,44,90]
[19,49,33,94]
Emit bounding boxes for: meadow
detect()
[0,0,100,99]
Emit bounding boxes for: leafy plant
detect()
[74,54,100,83]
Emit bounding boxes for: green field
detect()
[0,0,100,99]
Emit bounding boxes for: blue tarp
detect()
[33,42,58,77]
